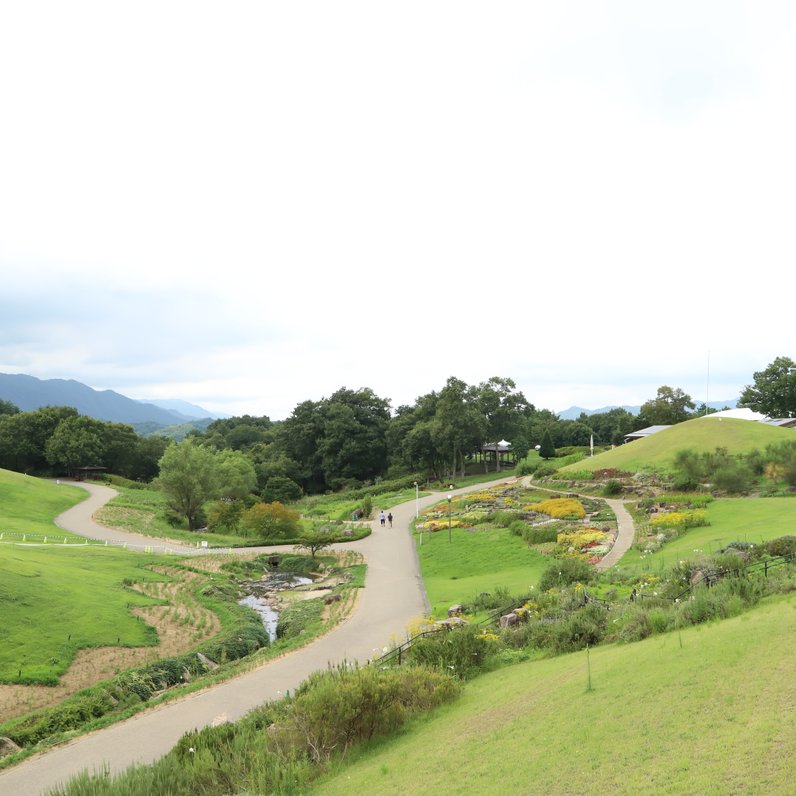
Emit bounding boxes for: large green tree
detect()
[431,377,486,480]
[739,356,796,418]
[0,406,79,473]
[0,399,18,416]
[127,435,171,482]
[278,399,327,491]
[475,377,534,470]
[216,449,257,499]
[44,415,107,472]
[538,427,556,460]
[386,393,444,479]
[639,386,695,426]
[203,415,274,451]
[156,439,222,530]
[278,387,391,491]
[317,388,391,489]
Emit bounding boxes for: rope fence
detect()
[0,530,229,556]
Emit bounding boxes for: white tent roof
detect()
[705,408,767,421]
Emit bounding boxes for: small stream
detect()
[238,574,314,642]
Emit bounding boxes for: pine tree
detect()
[539,428,556,460]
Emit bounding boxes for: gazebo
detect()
[479,439,515,471]
[69,466,108,482]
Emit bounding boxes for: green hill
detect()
[314,592,796,796]
[561,416,793,474]
[0,468,86,537]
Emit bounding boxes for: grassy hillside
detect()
[0,470,169,685]
[314,591,796,795]
[619,496,796,572]
[0,545,167,685]
[560,416,792,474]
[0,469,86,540]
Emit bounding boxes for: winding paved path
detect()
[2,478,636,795]
[0,477,522,795]
[595,498,636,570]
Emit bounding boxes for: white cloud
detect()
[0,2,793,418]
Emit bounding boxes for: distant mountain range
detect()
[557,400,738,420]
[136,398,225,421]
[0,373,223,434]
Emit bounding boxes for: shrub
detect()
[766,535,796,559]
[552,604,608,653]
[206,499,244,532]
[554,470,593,482]
[611,606,653,644]
[676,591,727,626]
[240,501,301,539]
[712,462,754,494]
[516,457,542,476]
[715,574,767,605]
[276,599,325,640]
[262,476,303,504]
[529,498,585,520]
[273,664,460,762]
[492,510,517,528]
[361,495,372,519]
[647,607,672,634]
[538,557,595,592]
[406,625,495,679]
[508,519,528,536]
[522,526,558,545]
[602,479,623,496]
[466,586,513,612]
[649,510,708,531]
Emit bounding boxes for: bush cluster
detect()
[520,525,558,545]
[55,664,460,795]
[405,625,496,679]
[529,498,585,520]
[272,664,460,761]
[276,599,325,641]
[537,557,595,592]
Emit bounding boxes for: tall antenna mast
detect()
[706,351,710,415]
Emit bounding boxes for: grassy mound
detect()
[0,469,86,540]
[559,416,791,474]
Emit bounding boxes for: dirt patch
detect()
[188,551,260,574]
[0,566,222,724]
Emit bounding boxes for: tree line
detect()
[1,357,794,502]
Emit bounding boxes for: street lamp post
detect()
[414,481,419,519]
[447,492,452,543]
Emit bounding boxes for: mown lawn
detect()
[314,591,796,796]
[0,470,87,542]
[417,525,548,617]
[618,496,796,573]
[0,545,169,684]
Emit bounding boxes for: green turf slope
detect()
[560,416,793,474]
[314,593,796,796]
[0,468,86,537]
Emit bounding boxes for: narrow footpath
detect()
[0,477,519,796]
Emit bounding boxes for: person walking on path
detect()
[379,510,386,527]
[387,512,393,528]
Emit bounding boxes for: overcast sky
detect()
[1,2,793,419]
